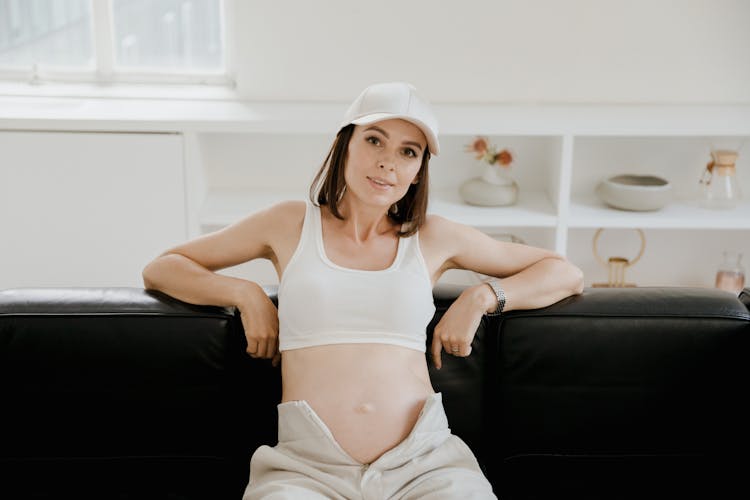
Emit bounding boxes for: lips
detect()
[367,176,394,187]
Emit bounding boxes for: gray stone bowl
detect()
[596,174,672,211]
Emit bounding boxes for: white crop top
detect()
[277,200,436,352]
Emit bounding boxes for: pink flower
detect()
[465,136,514,168]
[495,149,513,166]
[464,137,488,159]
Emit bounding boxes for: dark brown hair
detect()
[309,124,431,237]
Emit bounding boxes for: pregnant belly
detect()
[281,343,435,465]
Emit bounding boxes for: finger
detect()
[264,335,277,359]
[460,345,474,357]
[246,338,259,356]
[254,339,267,358]
[271,351,281,367]
[446,342,472,357]
[431,335,443,370]
[444,339,459,356]
[455,344,472,357]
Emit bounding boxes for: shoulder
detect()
[416,213,467,261]
[265,199,307,233]
[418,213,498,266]
[272,199,307,220]
[414,214,481,274]
[255,199,305,220]
[419,213,465,242]
[239,199,306,239]
[251,200,307,260]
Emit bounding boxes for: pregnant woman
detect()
[142,81,584,499]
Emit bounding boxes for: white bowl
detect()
[596,174,672,211]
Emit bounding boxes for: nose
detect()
[378,151,397,171]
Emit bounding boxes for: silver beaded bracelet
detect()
[484,279,506,316]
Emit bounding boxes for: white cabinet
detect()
[0,131,186,288]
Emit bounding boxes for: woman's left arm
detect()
[428,216,584,368]
[472,250,585,313]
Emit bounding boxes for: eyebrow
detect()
[364,125,424,152]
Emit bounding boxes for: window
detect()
[0,0,228,85]
[0,0,93,68]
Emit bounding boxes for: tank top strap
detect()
[302,198,316,240]
[278,199,315,292]
[307,199,322,244]
[295,198,316,247]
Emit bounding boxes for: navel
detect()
[354,402,376,414]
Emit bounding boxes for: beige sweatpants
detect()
[242,392,497,500]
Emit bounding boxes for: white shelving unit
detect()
[2,96,749,289]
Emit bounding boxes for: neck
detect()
[332,196,396,244]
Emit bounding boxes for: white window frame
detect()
[0,0,236,92]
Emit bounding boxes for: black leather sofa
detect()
[1,285,749,500]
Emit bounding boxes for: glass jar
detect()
[701,150,742,209]
[714,250,746,295]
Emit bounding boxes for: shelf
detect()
[200,187,558,229]
[568,194,750,229]
[428,189,557,228]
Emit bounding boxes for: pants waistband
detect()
[276,392,450,468]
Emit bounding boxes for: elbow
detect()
[142,255,169,290]
[142,252,187,290]
[549,256,584,296]
[142,261,156,290]
[546,255,585,296]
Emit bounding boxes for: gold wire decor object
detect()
[591,228,646,288]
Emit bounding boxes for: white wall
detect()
[0,131,187,289]
[233,0,750,104]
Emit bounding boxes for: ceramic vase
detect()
[459,164,519,206]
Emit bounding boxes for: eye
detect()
[402,147,417,158]
[366,136,381,146]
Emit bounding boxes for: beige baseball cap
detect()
[340,81,440,156]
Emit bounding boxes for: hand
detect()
[430,285,491,370]
[237,282,280,367]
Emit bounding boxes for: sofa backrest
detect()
[487,286,750,499]
[0,287,276,499]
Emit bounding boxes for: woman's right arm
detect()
[142,251,263,311]
[142,201,297,362]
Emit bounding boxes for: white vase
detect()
[459,164,519,206]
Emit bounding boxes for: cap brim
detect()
[348,113,440,156]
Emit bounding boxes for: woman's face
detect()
[344,118,426,208]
